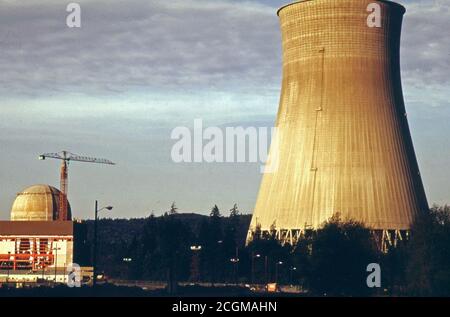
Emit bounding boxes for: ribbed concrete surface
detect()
[249,0,428,234]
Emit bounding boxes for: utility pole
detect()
[53,246,61,282]
[264,256,268,284]
[93,200,113,287]
[93,200,98,287]
[6,251,11,283]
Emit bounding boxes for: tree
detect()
[210,204,221,218]
[222,223,238,281]
[306,214,379,296]
[247,230,288,284]
[127,235,144,280]
[230,204,240,218]
[169,202,178,215]
[157,214,192,293]
[197,205,224,283]
[406,205,450,296]
[291,231,313,289]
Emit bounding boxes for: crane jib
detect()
[38,151,115,221]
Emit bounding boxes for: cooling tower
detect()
[248,0,428,248]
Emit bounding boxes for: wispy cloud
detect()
[0,0,280,98]
[402,0,450,103]
[0,0,448,109]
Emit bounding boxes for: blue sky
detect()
[0,0,449,219]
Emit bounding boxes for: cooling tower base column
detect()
[374,229,409,253]
[247,228,410,253]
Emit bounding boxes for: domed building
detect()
[10,184,72,221]
[0,185,74,281]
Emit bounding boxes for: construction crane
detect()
[39,150,115,221]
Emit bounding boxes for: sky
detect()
[0,0,449,220]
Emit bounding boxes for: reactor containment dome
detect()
[11,185,72,221]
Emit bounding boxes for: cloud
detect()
[401,0,450,92]
[0,0,448,105]
[0,0,281,98]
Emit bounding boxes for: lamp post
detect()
[264,256,268,284]
[230,257,239,284]
[275,261,283,284]
[251,252,261,285]
[290,266,297,285]
[93,200,113,287]
[6,251,11,283]
[190,245,202,283]
[53,246,61,283]
[122,257,132,280]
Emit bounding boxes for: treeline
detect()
[77,204,450,296]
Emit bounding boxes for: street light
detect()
[290,266,297,285]
[189,245,202,283]
[264,256,269,284]
[93,200,113,287]
[275,261,283,284]
[230,257,240,284]
[251,252,261,285]
[122,257,133,280]
[6,251,11,283]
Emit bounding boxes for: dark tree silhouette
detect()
[306,214,379,296]
[86,205,450,296]
[169,202,178,215]
[406,205,450,296]
[230,204,240,218]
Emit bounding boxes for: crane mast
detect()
[39,150,115,221]
[60,160,68,221]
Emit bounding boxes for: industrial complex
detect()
[0,151,113,284]
[0,185,74,283]
[0,0,435,290]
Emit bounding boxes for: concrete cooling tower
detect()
[248,0,428,250]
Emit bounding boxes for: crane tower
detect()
[39,150,115,221]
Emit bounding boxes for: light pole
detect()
[264,256,268,284]
[251,252,261,285]
[122,257,132,280]
[290,266,297,285]
[6,251,11,283]
[53,246,61,283]
[230,257,239,284]
[275,261,283,284]
[230,247,240,285]
[190,245,202,283]
[93,200,113,287]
